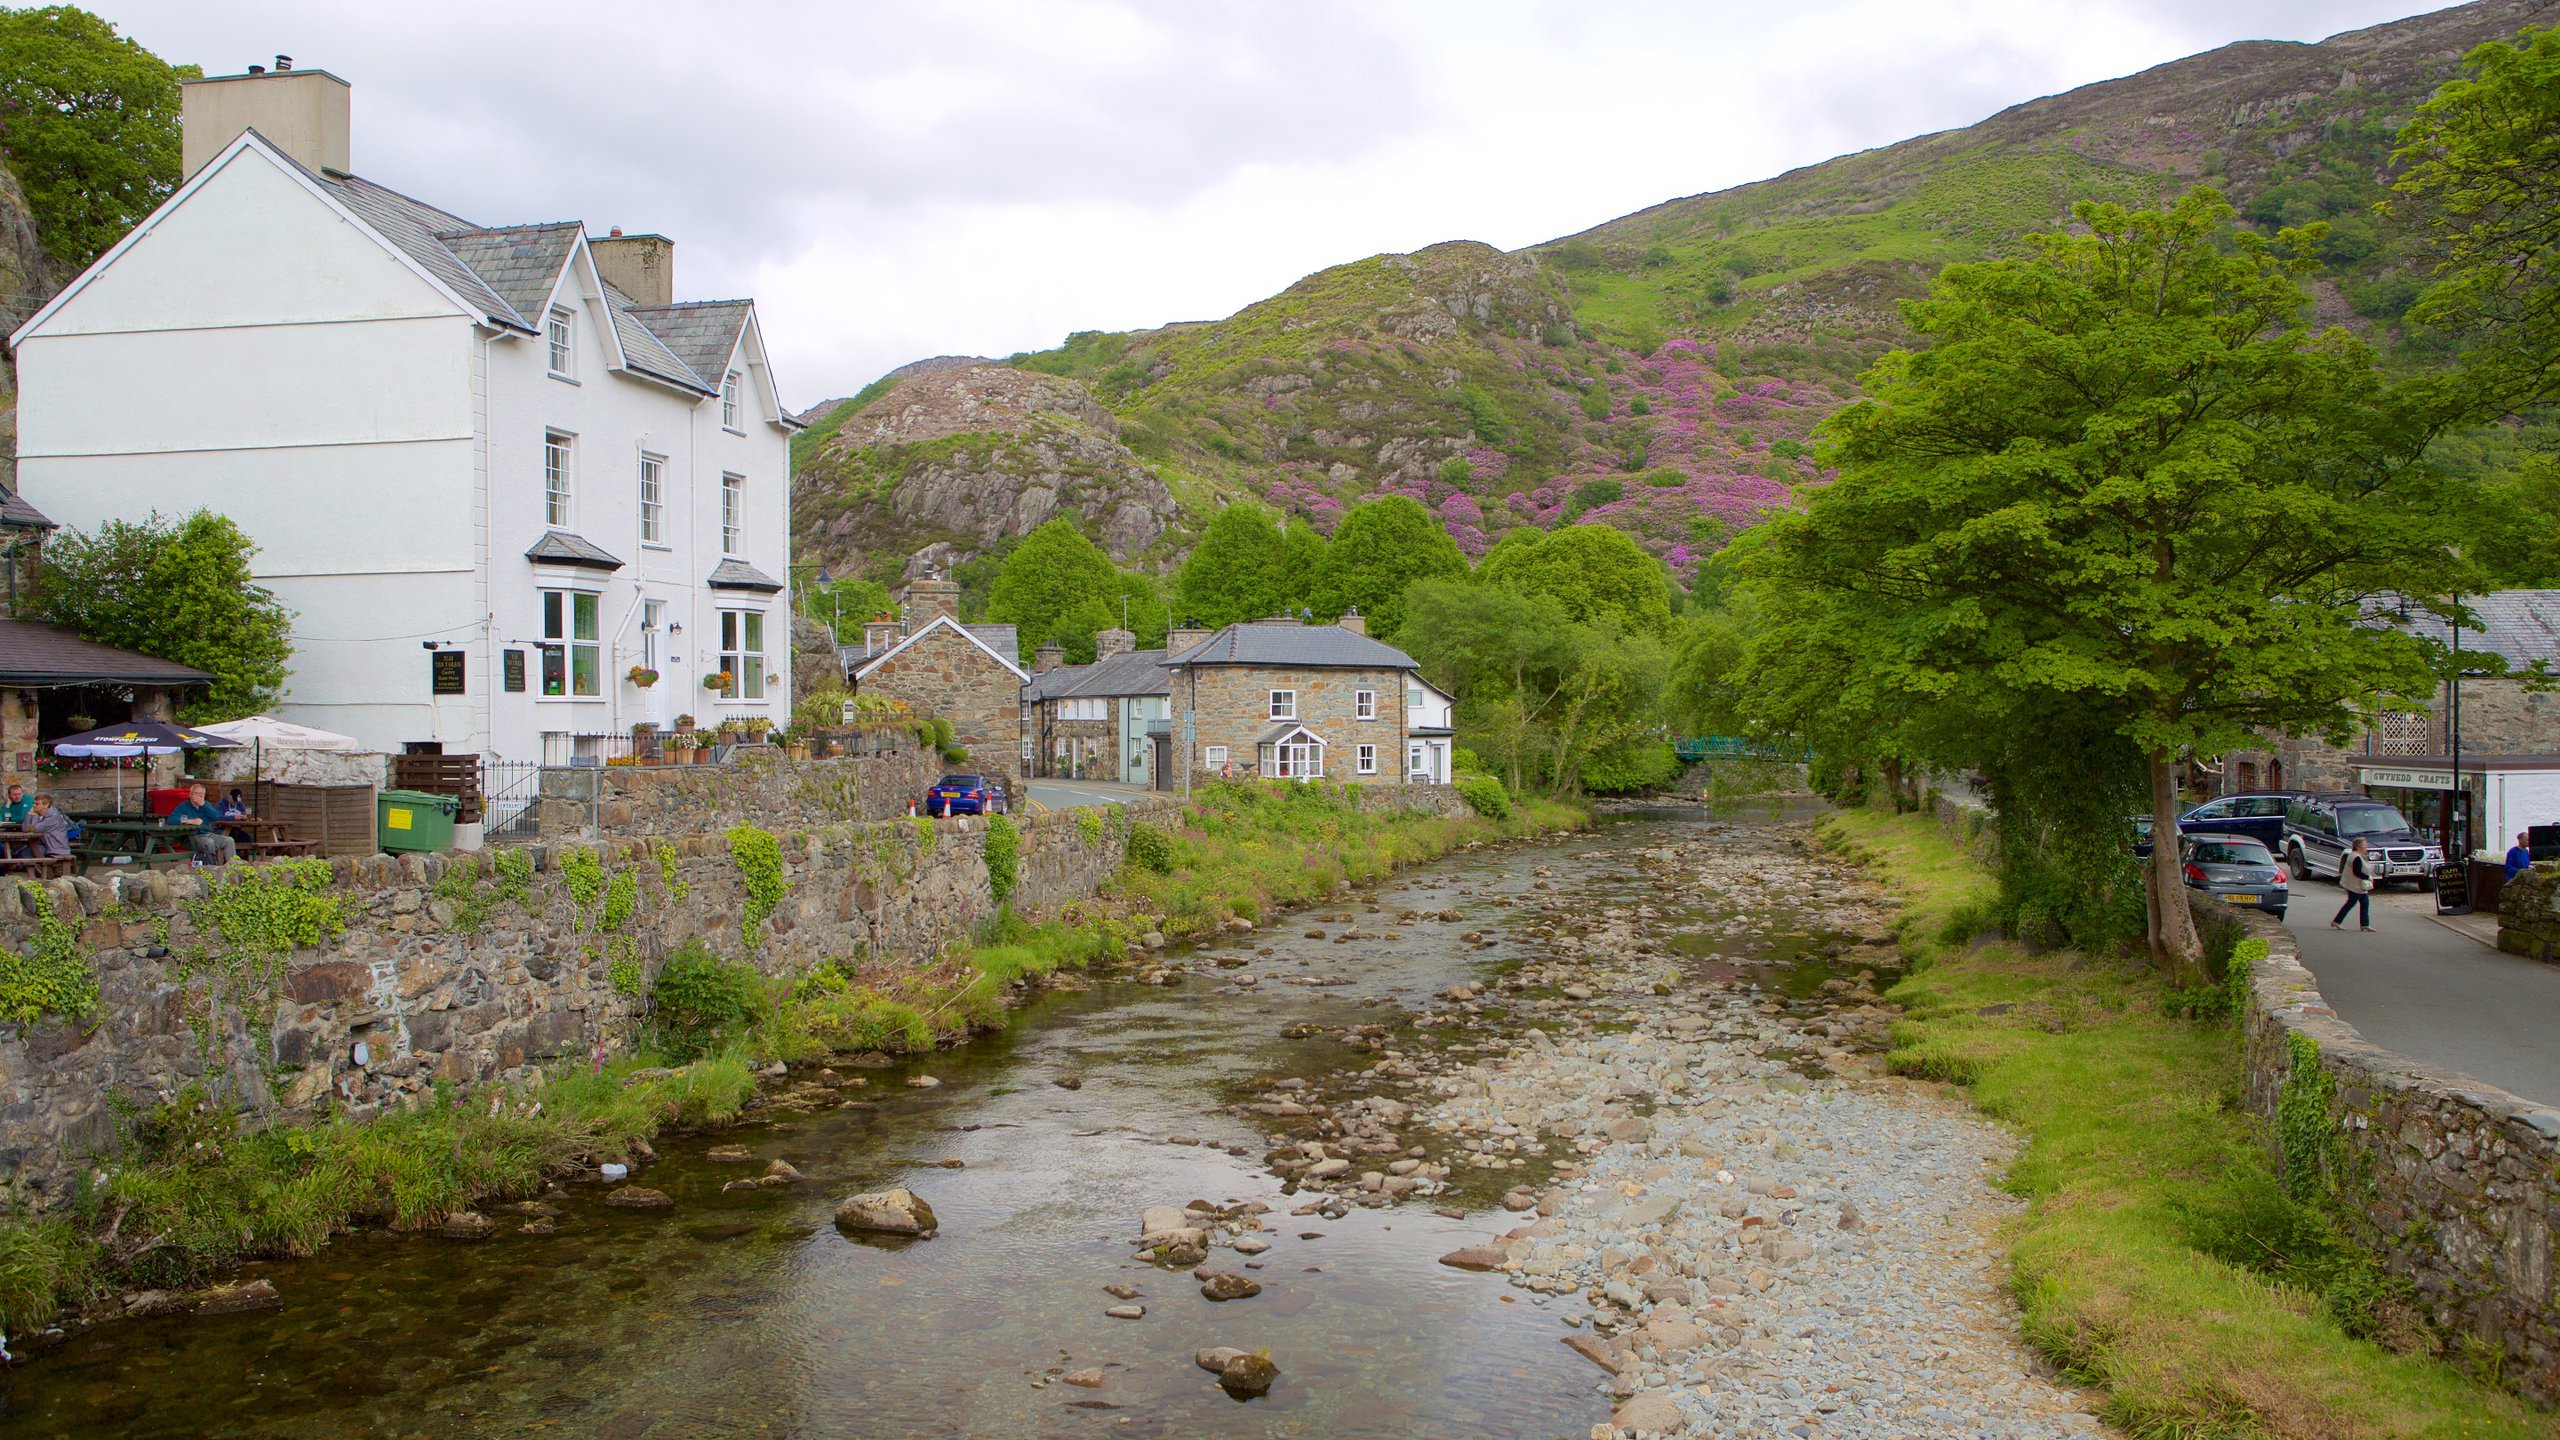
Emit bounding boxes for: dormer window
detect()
[721,371,742,430]
[547,308,575,378]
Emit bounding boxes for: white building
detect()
[1406,675,1455,783]
[10,65,798,765]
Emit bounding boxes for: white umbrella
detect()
[197,716,368,795]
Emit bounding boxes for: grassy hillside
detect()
[792,0,2555,590]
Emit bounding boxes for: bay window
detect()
[720,609,767,700]
[540,589,601,698]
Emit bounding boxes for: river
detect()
[3,801,1871,1439]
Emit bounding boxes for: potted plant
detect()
[701,670,733,694]
[627,665,660,688]
[673,713,697,733]
[64,713,96,734]
[660,730,694,764]
[782,726,810,760]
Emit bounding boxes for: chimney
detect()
[1035,641,1066,673]
[181,64,351,179]
[1095,627,1136,660]
[1166,621,1213,654]
[863,613,901,654]
[902,574,961,627]
[1338,607,1367,637]
[590,232,675,308]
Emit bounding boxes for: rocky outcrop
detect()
[792,364,1177,579]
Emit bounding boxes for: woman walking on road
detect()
[2331,836,2376,931]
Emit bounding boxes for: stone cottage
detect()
[846,573,1026,784]
[1164,613,1427,791]
[1024,624,1196,787]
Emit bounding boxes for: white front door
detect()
[642,600,672,728]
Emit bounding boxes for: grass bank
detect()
[0,780,1585,1337]
[1823,807,2544,1439]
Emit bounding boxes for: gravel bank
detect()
[1414,816,2109,1439]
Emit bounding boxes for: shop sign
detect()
[2358,766,2457,789]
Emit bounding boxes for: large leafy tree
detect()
[1400,577,1666,794]
[1476,523,1675,633]
[1749,191,2465,976]
[985,519,1117,660]
[30,510,292,723]
[0,6,193,273]
[1173,503,1284,628]
[1309,496,1465,639]
[2391,22,2560,412]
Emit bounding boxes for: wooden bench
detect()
[243,839,322,858]
[0,855,73,880]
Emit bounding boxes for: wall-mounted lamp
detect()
[668,623,683,635]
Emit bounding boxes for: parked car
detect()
[924,773,1008,817]
[2282,792,2441,889]
[2179,832,2288,918]
[2174,792,2297,851]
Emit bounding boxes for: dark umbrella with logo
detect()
[50,719,239,814]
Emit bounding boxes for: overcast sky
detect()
[95,0,2455,405]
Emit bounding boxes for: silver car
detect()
[2181,832,2289,918]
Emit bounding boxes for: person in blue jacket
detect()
[2506,831,2535,881]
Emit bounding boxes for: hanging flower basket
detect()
[628,666,660,688]
[701,670,733,692]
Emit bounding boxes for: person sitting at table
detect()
[167,782,237,865]
[23,794,69,859]
[218,788,250,820]
[0,781,29,828]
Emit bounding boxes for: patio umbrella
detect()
[197,716,364,793]
[50,719,239,814]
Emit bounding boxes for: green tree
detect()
[1476,523,1675,633]
[30,510,293,722]
[985,519,1117,661]
[1309,496,1466,639]
[804,576,892,643]
[0,6,193,273]
[1399,577,1665,794]
[1276,519,1327,611]
[2391,23,2560,411]
[1746,191,2466,976]
[2469,453,2560,586]
[1173,502,1283,628]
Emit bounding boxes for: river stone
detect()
[435,1210,496,1240]
[1218,1352,1279,1397]
[1230,1236,1271,1256]
[605,1187,673,1209]
[1438,1244,1507,1271]
[764,1159,805,1184]
[1196,1346,1245,1374]
[835,1187,937,1237]
[905,1075,940,1088]
[1563,1333,1622,1373]
[1200,1271,1262,1301]
[1611,1393,1685,1435]
[190,1279,283,1316]
[1062,1367,1106,1388]
[1623,1195,1679,1226]
[1304,1158,1351,1179]
[1105,1303,1144,1319]
[1140,1205,1192,1237]
[707,1145,753,1163]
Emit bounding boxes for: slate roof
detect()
[525,530,624,571]
[294,147,738,399]
[841,623,1021,675]
[706,558,783,593]
[1164,622,1419,670]
[1,486,55,530]
[2366,590,2560,671]
[0,616,211,687]
[628,300,752,387]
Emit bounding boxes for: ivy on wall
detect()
[727,824,788,948]
[984,815,1021,906]
[180,860,350,1093]
[0,884,100,1024]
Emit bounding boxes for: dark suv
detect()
[2282,792,2441,890]
[2174,792,2297,851]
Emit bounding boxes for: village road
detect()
[2280,885,2560,1107]
[1025,778,1159,812]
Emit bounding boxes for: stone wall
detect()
[2229,902,2560,1400]
[1351,781,1475,819]
[534,735,938,841]
[0,795,1183,1203]
[2496,862,2560,962]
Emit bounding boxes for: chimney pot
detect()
[1095,627,1136,660]
[1035,642,1066,673]
[274,54,292,72]
[1338,606,1366,637]
[247,64,265,75]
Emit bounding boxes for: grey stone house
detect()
[1164,614,1426,791]
[1023,624,1202,788]
[843,574,1025,784]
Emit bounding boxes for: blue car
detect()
[2174,792,2296,851]
[925,774,1008,817]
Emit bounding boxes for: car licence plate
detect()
[2219,893,2260,904]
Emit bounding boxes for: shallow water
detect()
[2,804,1861,1439]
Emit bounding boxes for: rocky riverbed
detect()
[4,802,2103,1439]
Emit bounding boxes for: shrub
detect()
[1123,823,1178,875]
[983,815,1020,904]
[1454,774,1511,820]
[1578,741,1682,795]
[647,942,763,1060]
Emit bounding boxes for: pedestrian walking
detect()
[2330,836,2375,931]
[2506,830,2534,881]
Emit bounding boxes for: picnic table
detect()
[73,816,197,869]
[0,829,72,880]
[216,816,320,858]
